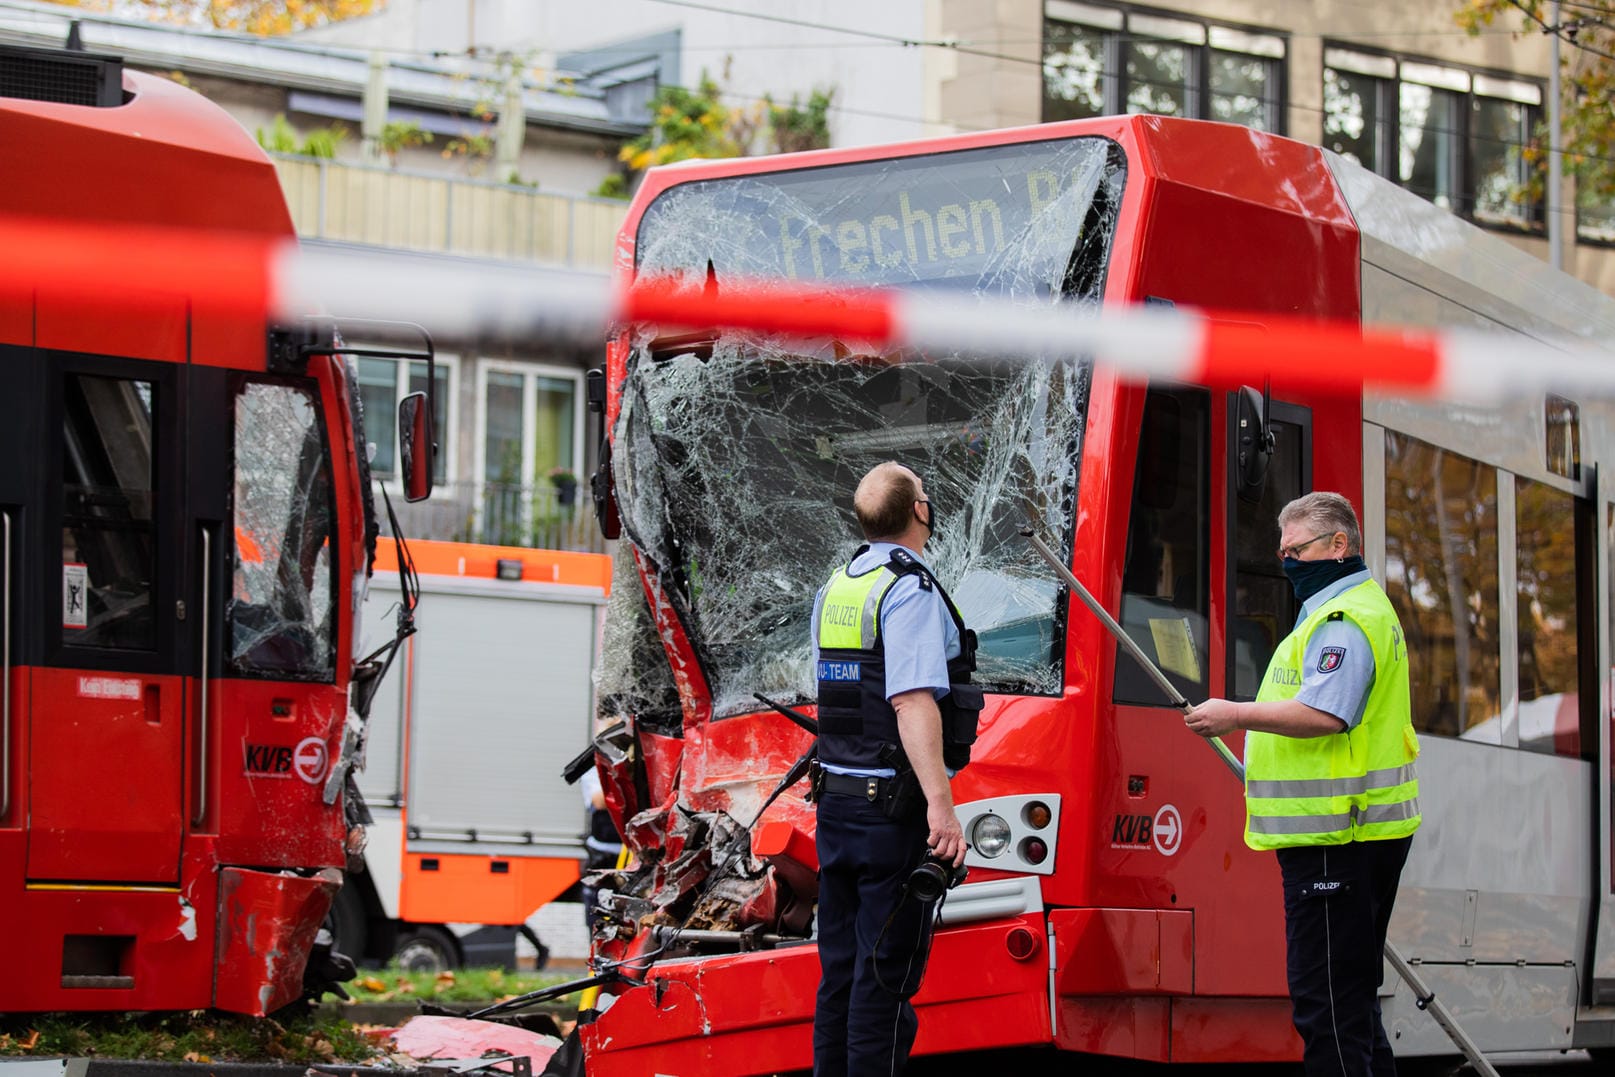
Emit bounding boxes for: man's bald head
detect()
[854,462,922,541]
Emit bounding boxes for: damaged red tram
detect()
[578,114,1615,1073]
[0,43,432,1013]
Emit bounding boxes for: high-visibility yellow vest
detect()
[1244,578,1421,850]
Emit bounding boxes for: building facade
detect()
[931,0,1615,295]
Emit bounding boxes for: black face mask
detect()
[917,499,938,538]
[1283,555,1366,603]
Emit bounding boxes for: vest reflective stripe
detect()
[818,566,898,651]
[1245,763,1419,799]
[1246,797,1422,837]
[1244,579,1422,850]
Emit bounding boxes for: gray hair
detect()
[1278,492,1362,557]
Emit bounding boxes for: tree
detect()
[1457,1,1615,203]
[620,75,754,173]
[613,75,836,191]
[45,1,377,35]
[767,89,833,155]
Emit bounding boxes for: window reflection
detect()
[1470,96,1535,225]
[1516,478,1580,757]
[1210,51,1277,131]
[1115,387,1210,706]
[1126,39,1192,118]
[1043,20,1106,121]
[1323,67,1387,171]
[1383,432,1500,740]
[1400,83,1461,210]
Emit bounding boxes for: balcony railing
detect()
[272,154,625,268]
[387,480,605,553]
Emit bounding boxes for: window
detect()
[475,362,583,547]
[1230,407,1308,701]
[1576,182,1615,245]
[228,380,336,680]
[1115,386,1210,706]
[61,374,156,651]
[1514,477,1580,757]
[355,355,451,485]
[1383,432,1501,742]
[1043,3,1284,132]
[1325,47,1542,229]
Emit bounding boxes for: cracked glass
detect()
[613,137,1123,718]
[228,380,337,680]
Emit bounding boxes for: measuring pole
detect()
[1020,529,1500,1077]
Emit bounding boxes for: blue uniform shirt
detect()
[811,542,962,776]
[1292,568,1376,731]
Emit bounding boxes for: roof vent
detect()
[0,42,123,108]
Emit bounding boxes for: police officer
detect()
[1186,492,1420,1077]
[578,764,623,932]
[810,461,973,1077]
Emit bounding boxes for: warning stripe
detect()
[0,214,1609,402]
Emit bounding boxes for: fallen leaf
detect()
[182,1052,212,1063]
[434,971,456,988]
[19,1031,39,1051]
[358,976,387,992]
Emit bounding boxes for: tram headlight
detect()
[969,813,1012,858]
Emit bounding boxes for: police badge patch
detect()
[1317,646,1346,673]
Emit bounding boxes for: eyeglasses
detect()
[1277,532,1336,561]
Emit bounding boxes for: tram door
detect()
[24,356,192,884]
[1229,399,1310,700]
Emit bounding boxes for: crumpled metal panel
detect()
[213,865,339,1015]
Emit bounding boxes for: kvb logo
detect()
[1109,803,1184,856]
[245,743,295,777]
[294,737,329,785]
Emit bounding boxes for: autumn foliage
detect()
[47,0,378,36]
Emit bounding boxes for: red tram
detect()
[0,43,431,1013]
[580,116,1615,1070]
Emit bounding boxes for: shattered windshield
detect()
[227,380,336,681]
[614,136,1120,718]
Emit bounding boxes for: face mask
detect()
[1283,554,1366,603]
[917,499,938,538]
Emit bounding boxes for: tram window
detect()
[1383,432,1502,742]
[1515,477,1581,757]
[1230,415,1306,700]
[1114,387,1210,706]
[61,374,156,651]
[227,381,336,681]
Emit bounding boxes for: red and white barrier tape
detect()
[2,215,1610,403]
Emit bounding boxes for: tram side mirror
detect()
[398,391,436,503]
[1235,385,1275,505]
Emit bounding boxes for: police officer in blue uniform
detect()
[809,461,979,1077]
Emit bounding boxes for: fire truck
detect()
[331,538,609,971]
[0,42,432,1013]
[575,116,1615,1070]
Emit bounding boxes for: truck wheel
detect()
[394,925,459,972]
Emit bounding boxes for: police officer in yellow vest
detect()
[810,461,976,1077]
[1186,492,1420,1077]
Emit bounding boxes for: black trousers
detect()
[812,789,931,1077]
[1276,836,1414,1077]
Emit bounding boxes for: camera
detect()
[908,852,968,904]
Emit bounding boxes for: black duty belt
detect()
[820,770,896,801]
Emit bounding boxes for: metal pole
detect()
[1549,1,1564,270]
[1020,529,1501,1077]
[1020,529,1242,779]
